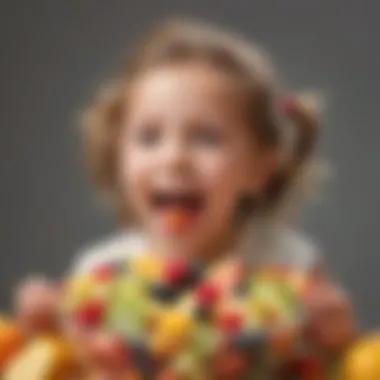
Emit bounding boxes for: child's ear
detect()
[249,148,279,194]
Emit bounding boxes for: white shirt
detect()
[72,227,319,274]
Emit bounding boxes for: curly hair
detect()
[81,19,320,223]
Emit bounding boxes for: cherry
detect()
[75,300,105,327]
[163,258,189,287]
[218,312,244,335]
[195,282,221,306]
[92,264,115,283]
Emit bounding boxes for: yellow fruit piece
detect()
[60,276,95,314]
[130,255,163,280]
[68,276,94,300]
[288,273,308,295]
[151,312,193,355]
[342,335,380,380]
[4,335,76,380]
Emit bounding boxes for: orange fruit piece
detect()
[342,334,380,380]
[0,318,24,371]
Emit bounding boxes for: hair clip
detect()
[280,96,296,116]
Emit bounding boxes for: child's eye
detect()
[191,125,223,147]
[135,124,161,147]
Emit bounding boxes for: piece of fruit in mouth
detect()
[151,191,204,232]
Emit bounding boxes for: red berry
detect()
[89,334,129,370]
[195,283,221,306]
[75,300,105,327]
[296,356,323,379]
[214,349,248,377]
[92,265,115,282]
[163,259,189,286]
[218,312,243,335]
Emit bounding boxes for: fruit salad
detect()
[62,254,323,379]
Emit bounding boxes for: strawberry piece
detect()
[92,264,115,283]
[163,258,189,286]
[213,349,248,378]
[195,283,221,306]
[296,356,323,379]
[75,300,105,327]
[218,312,244,335]
[270,328,295,357]
[89,334,130,370]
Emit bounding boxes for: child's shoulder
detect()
[71,227,320,274]
[273,228,321,270]
[71,230,146,274]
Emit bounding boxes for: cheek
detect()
[196,150,251,198]
[119,148,150,200]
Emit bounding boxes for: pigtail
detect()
[282,94,320,169]
[81,82,125,203]
[265,94,321,207]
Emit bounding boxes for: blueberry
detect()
[231,330,268,353]
[129,340,155,378]
[149,282,179,303]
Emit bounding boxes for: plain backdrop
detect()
[0,0,379,328]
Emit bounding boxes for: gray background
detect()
[0,0,379,328]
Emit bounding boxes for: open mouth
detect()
[151,191,205,214]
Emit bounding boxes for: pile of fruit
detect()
[62,254,324,379]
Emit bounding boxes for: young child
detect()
[15,19,356,377]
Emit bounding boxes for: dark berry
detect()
[231,330,268,353]
[149,283,178,303]
[194,304,212,321]
[129,340,155,377]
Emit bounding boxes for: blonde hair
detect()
[82,19,321,223]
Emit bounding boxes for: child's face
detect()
[120,62,273,258]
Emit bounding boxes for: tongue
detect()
[161,208,198,234]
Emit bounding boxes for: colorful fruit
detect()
[3,335,76,380]
[0,318,24,371]
[66,275,94,303]
[269,328,295,357]
[86,333,128,371]
[231,330,267,353]
[151,312,193,355]
[75,300,105,327]
[149,283,178,303]
[91,265,116,283]
[296,356,324,380]
[195,282,221,306]
[60,254,323,378]
[342,334,380,380]
[212,347,249,378]
[163,259,190,287]
[131,256,163,280]
[218,311,244,335]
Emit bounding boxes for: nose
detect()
[159,137,190,173]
